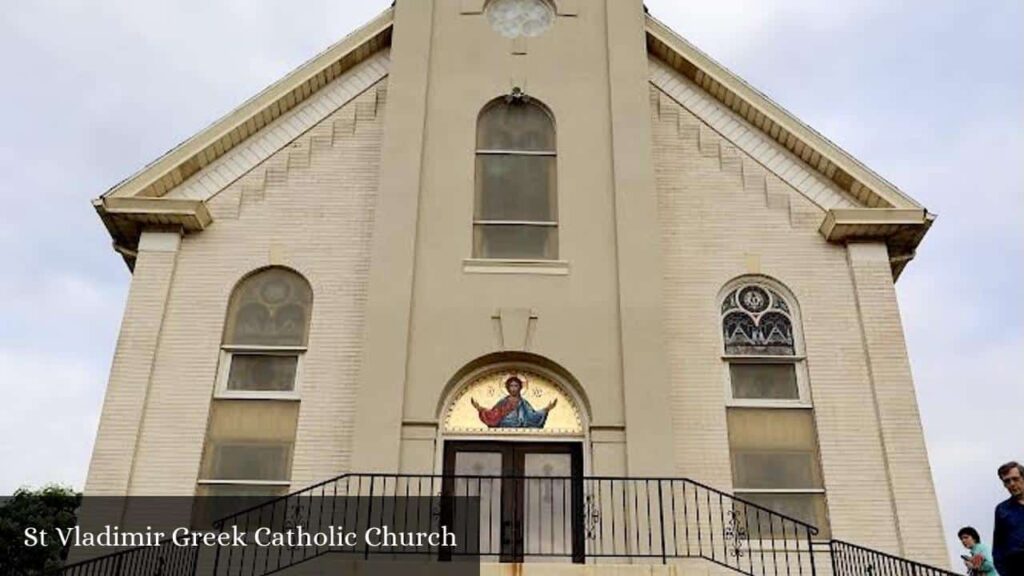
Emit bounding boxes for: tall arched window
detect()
[197,267,312,499]
[474,95,558,259]
[720,279,830,537]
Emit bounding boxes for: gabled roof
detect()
[95,5,931,278]
[93,7,393,267]
[645,14,933,278]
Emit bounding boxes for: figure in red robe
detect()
[471,376,557,429]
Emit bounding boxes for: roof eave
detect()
[93,7,394,270]
[94,197,212,270]
[819,208,936,280]
[101,7,394,202]
[645,12,936,278]
[644,14,924,212]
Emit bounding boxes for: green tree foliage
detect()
[0,485,81,575]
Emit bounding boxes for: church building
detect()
[81,0,951,573]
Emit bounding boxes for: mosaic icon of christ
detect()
[470,375,557,429]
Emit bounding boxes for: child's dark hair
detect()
[957,526,981,543]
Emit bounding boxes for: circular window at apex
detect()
[486,0,555,39]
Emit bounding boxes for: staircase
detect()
[56,473,959,576]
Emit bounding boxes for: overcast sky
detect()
[0,0,1020,567]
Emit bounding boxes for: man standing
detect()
[993,461,1024,575]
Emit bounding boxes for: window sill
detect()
[222,345,307,353]
[722,354,805,363]
[726,400,813,409]
[735,488,826,495]
[462,258,570,276]
[214,391,301,401]
[196,479,292,486]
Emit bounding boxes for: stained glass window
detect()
[722,279,830,536]
[224,267,313,348]
[721,284,795,356]
[197,268,312,499]
[221,267,312,394]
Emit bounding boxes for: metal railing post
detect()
[657,480,667,564]
[365,475,376,560]
[829,541,839,576]
[806,527,816,576]
[190,542,201,576]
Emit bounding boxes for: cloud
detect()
[646,0,883,66]
[0,0,394,495]
[0,350,105,493]
[0,270,125,359]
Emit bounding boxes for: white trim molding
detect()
[166,50,391,202]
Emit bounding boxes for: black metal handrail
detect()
[209,473,821,576]
[55,537,199,576]
[829,539,961,576]
[50,473,963,576]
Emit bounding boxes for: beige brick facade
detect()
[83,0,949,570]
[84,235,180,496]
[652,82,945,564]
[86,80,388,496]
[846,242,947,563]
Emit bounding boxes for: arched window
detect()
[197,267,312,499]
[722,284,795,357]
[221,267,312,394]
[720,279,830,537]
[474,95,558,260]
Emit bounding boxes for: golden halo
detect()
[502,372,529,391]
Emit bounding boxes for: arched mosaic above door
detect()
[444,369,583,435]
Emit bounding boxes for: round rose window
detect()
[486,0,555,39]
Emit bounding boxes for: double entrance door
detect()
[443,441,584,562]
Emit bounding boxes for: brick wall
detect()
[84,237,179,496]
[652,81,946,566]
[847,242,948,565]
[85,79,387,496]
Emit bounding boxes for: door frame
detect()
[442,440,585,563]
